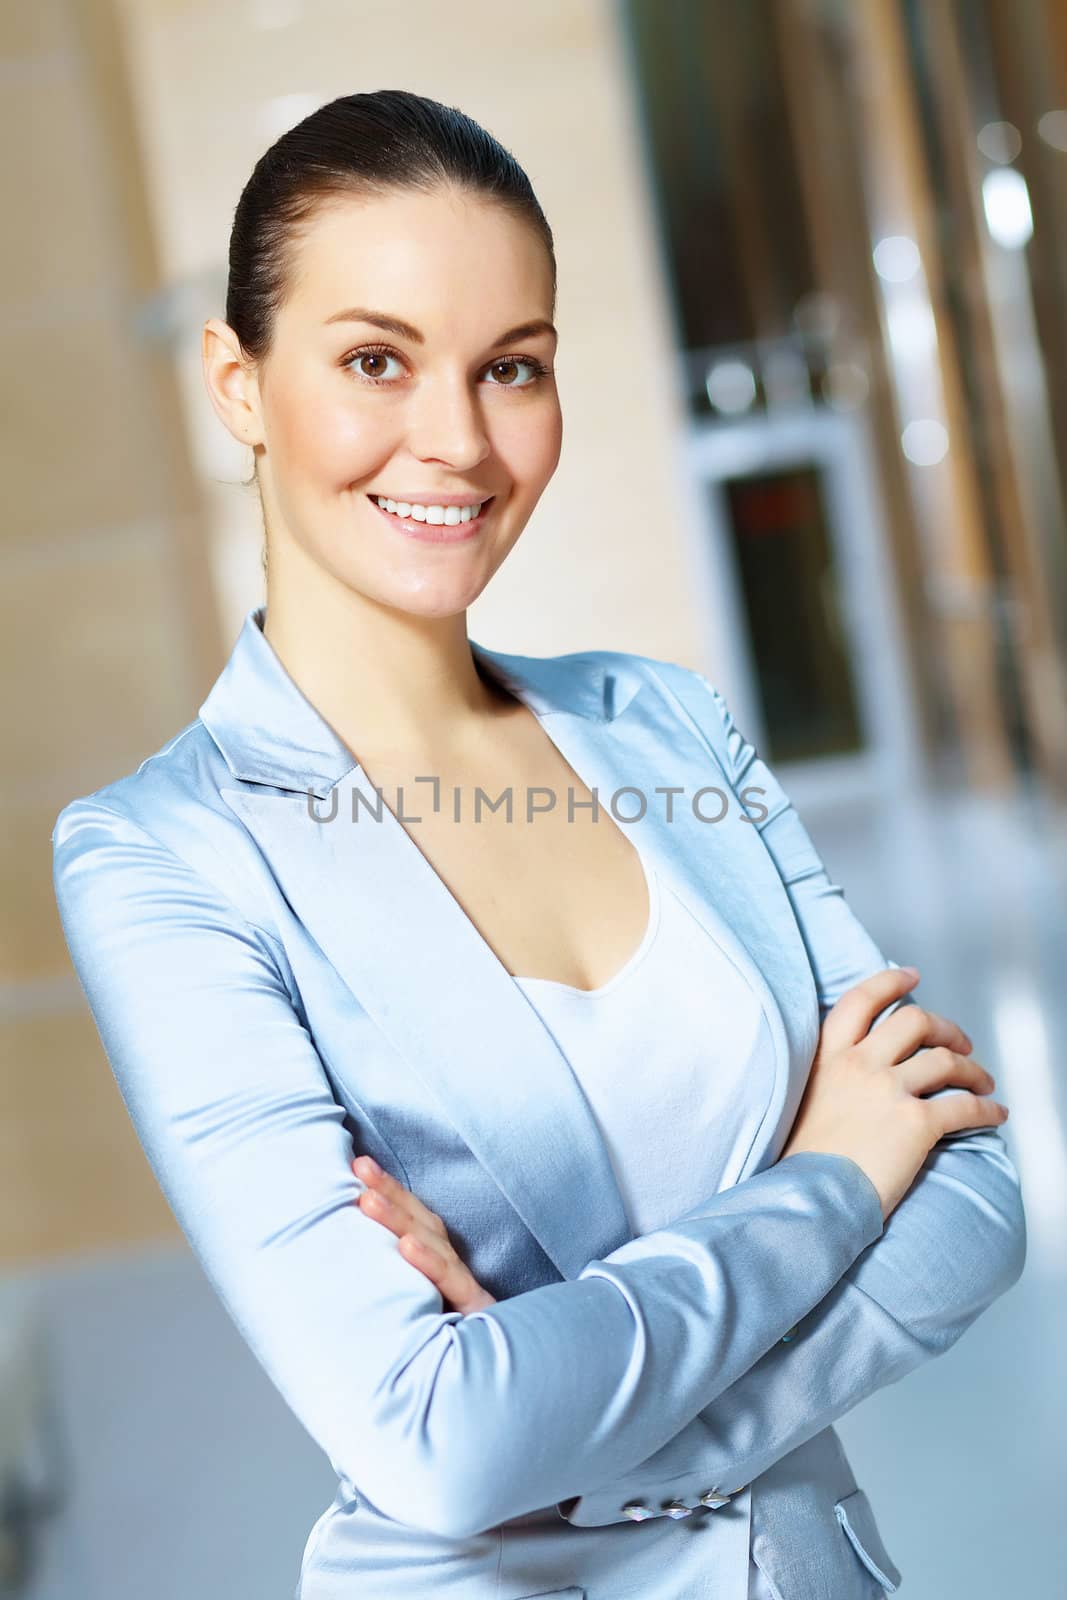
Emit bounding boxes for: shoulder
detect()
[582,647,733,744]
[606,648,720,700]
[50,717,277,931]
[580,648,750,785]
[564,645,723,704]
[52,716,234,844]
[489,641,730,741]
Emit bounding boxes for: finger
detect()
[352,1166,495,1314]
[357,1190,450,1268]
[896,1046,995,1097]
[352,1155,410,1204]
[357,1186,411,1238]
[397,1232,487,1312]
[861,1005,975,1065]
[353,1157,447,1238]
[398,1231,452,1279]
[821,967,920,1054]
[919,1010,974,1054]
[358,1190,462,1286]
[927,1091,1009,1138]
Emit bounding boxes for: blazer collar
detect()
[199,604,642,798]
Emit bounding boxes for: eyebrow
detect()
[322,307,558,347]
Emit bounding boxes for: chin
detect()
[330,567,487,619]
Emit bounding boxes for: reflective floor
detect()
[6,779,1065,1598]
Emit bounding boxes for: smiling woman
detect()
[202,95,562,679]
[205,170,563,695]
[52,87,1024,1600]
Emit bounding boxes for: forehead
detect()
[283,188,552,335]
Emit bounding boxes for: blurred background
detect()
[2,0,1065,1594]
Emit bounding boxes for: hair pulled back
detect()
[225,88,556,368]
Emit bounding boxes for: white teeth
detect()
[374,495,487,524]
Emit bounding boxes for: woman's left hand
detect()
[352,1154,498,1314]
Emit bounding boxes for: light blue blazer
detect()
[52,605,1026,1600]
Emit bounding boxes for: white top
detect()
[513,845,778,1599]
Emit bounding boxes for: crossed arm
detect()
[363,668,1028,1528]
[543,671,1027,1525]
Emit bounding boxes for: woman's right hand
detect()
[780,967,1010,1223]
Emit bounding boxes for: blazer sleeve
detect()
[554,669,1027,1528]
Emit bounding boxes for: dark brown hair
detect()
[226,88,556,368]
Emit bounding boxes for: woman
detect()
[52,91,1026,1599]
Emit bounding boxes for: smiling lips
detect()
[367,493,495,543]
[370,493,492,525]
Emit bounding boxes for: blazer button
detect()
[698,1487,732,1508]
[662,1499,695,1518]
[781,1323,800,1342]
[621,1501,655,1521]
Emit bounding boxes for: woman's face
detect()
[212,186,561,620]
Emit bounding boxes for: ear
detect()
[202,317,264,449]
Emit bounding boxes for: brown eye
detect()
[341,346,404,384]
[483,356,549,389]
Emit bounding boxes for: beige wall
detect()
[1,0,221,1263]
[4,0,711,1264]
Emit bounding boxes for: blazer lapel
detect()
[201,608,815,1282]
[221,771,637,1281]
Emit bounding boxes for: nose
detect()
[405,370,492,472]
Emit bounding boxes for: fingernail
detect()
[356,1155,381,1177]
[900,966,920,979]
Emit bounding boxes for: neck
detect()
[260,578,511,763]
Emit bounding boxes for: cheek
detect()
[494,401,563,490]
[271,376,387,487]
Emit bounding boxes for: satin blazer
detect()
[52,605,1026,1600]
